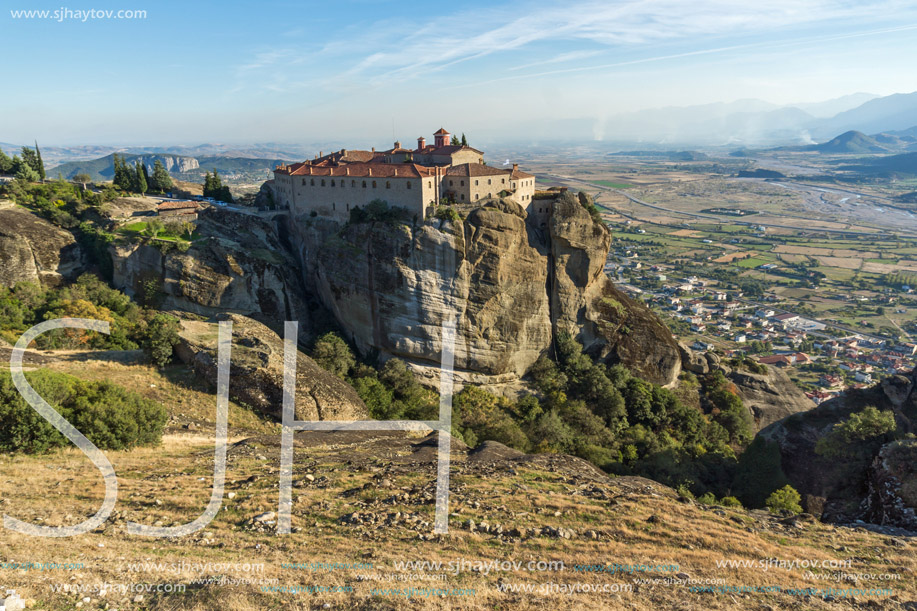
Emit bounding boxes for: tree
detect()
[150,160,172,193]
[815,406,897,458]
[113,154,133,191]
[311,332,355,378]
[0,148,13,175]
[142,313,181,367]
[141,161,151,190]
[133,161,148,194]
[461,133,468,146]
[34,141,45,180]
[73,173,92,188]
[450,134,460,146]
[766,485,802,514]
[14,160,39,182]
[20,146,42,178]
[202,169,233,202]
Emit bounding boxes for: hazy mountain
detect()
[49,152,291,182]
[808,130,892,154]
[791,92,879,118]
[814,92,917,139]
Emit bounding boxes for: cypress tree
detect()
[141,161,151,189]
[151,160,172,193]
[461,133,467,146]
[34,141,45,180]
[133,160,147,194]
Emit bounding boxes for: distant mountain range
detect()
[48,153,293,182]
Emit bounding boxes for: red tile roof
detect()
[433,128,450,135]
[158,200,199,211]
[282,161,437,179]
[445,163,533,179]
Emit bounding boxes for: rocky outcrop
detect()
[758,368,917,527]
[110,208,309,333]
[729,366,813,431]
[287,193,681,387]
[175,313,368,422]
[862,440,917,530]
[0,207,85,287]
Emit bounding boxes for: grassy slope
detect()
[0,350,913,610]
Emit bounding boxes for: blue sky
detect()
[2,0,917,145]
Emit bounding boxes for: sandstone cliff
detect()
[0,206,85,287]
[758,369,917,527]
[175,313,368,422]
[729,367,814,431]
[110,208,309,332]
[286,193,681,388]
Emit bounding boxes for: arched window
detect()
[449,180,453,186]
[501,178,505,184]
[362,181,366,188]
[331,179,335,187]
[351,180,355,187]
[475,193,479,200]
[487,179,491,185]
[301,178,306,185]
[427,181,431,188]
[407,181,412,189]
[310,178,315,186]
[321,179,326,186]
[386,181,390,189]
[475,180,479,186]
[461,180,464,186]
[461,194,465,201]
[372,181,377,188]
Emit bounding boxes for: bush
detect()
[766,485,802,514]
[310,332,355,378]
[142,313,181,367]
[434,206,460,222]
[719,496,743,508]
[0,369,167,453]
[815,406,897,459]
[697,492,716,505]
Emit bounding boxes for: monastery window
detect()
[501,178,505,184]
[461,194,465,201]
[332,203,335,210]
[372,181,377,188]
[407,181,411,189]
[427,181,431,188]
[321,179,326,186]
[351,180,356,187]
[331,180,335,187]
[475,180,479,186]
[449,180,453,186]
[341,181,344,187]
[301,178,306,186]
[386,181,391,189]
[362,181,366,188]
[310,179,315,186]
[461,180,464,186]
[487,179,491,185]
[475,194,479,200]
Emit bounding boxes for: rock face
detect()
[729,367,813,431]
[175,313,368,422]
[758,368,917,527]
[0,207,85,287]
[287,193,681,387]
[110,208,309,331]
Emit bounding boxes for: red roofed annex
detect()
[271,128,536,220]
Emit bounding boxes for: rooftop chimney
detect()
[512,163,518,171]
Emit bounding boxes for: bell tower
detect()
[433,127,450,148]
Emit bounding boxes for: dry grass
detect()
[0,354,914,611]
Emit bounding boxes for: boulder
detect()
[176,313,368,422]
[0,207,85,287]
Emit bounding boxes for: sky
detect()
[2,0,917,146]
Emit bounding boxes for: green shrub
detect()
[719,496,743,508]
[310,332,355,378]
[141,313,181,367]
[0,369,167,453]
[766,485,802,514]
[697,492,716,505]
[815,406,897,459]
[434,206,460,222]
